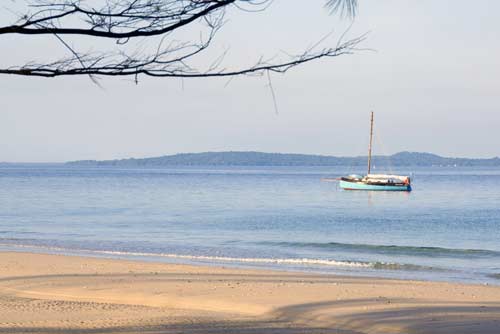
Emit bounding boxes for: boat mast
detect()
[367,111,374,175]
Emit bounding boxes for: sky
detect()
[1,0,499,162]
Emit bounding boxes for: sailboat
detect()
[339,112,412,191]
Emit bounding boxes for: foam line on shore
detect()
[0,242,441,271]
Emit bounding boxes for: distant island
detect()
[67,151,500,167]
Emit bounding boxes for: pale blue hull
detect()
[340,180,411,192]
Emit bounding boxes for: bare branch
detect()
[0,0,363,80]
[0,0,236,39]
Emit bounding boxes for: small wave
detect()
[260,241,500,258]
[84,249,375,268]
[0,242,439,272]
[488,273,500,280]
[97,251,439,271]
[371,262,443,271]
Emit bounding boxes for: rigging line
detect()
[374,129,394,175]
[345,114,370,176]
[367,111,374,175]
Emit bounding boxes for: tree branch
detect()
[0,0,236,38]
[0,0,361,80]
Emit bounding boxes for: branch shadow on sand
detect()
[1,272,500,334]
[270,298,500,334]
[1,297,499,334]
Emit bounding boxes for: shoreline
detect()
[2,243,499,286]
[1,251,500,333]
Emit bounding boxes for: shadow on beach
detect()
[1,296,499,334]
[1,256,500,334]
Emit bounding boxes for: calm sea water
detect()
[1,164,500,284]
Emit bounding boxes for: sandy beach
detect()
[0,252,499,334]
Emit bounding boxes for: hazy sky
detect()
[1,0,499,162]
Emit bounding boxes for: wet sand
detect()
[1,251,499,334]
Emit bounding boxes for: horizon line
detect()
[2,150,500,164]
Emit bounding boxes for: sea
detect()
[1,164,500,284]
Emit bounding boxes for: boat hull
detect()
[339,180,411,192]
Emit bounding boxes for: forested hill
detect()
[67,151,500,167]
